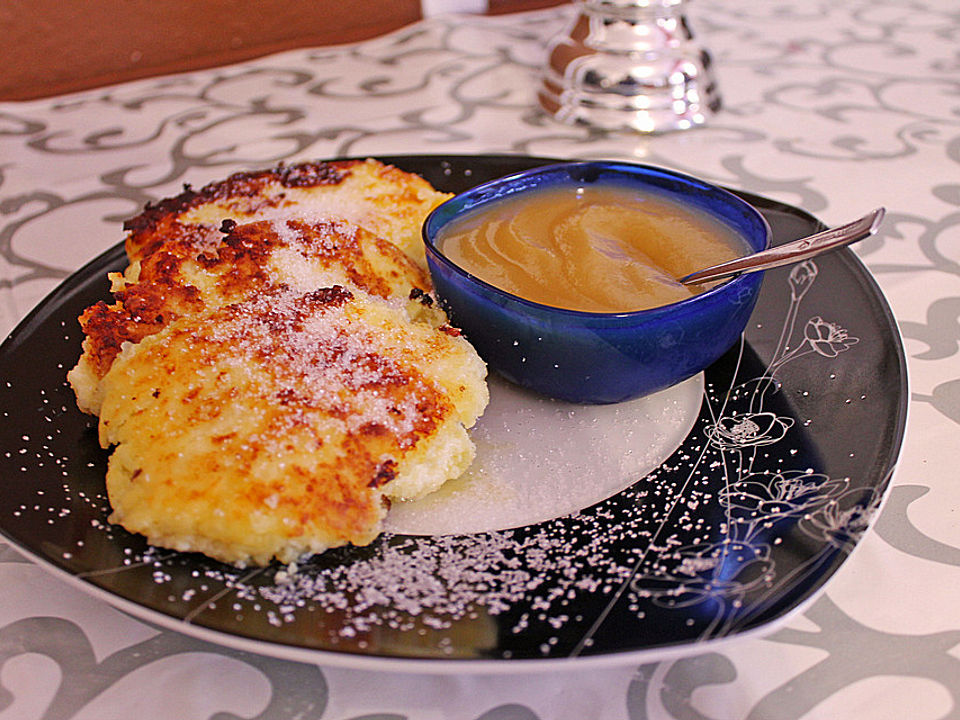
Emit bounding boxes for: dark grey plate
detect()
[0,155,907,671]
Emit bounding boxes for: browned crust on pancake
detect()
[99,286,465,563]
[78,217,432,384]
[123,160,354,260]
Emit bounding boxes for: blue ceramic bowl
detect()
[422,161,771,404]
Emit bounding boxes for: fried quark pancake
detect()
[69,217,440,415]
[123,158,450,271]
[98,286,488,566]
[70,158,489,565]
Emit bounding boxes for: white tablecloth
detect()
[1,1,958,718]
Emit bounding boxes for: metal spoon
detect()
[678,207,886,286]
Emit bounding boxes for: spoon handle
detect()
[679,207,886,286]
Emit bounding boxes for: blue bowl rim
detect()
[422,160,773,323]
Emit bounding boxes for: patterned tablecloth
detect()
[1,1,958,718]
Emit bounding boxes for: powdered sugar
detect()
[200,287,437,442]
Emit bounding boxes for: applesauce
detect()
[437,183,750,313]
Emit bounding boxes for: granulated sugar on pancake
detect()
[68,158,489,566]
[98,286,487,566]
[69,217,440,415]
[70,157,449,413]
[124,157,449,270]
